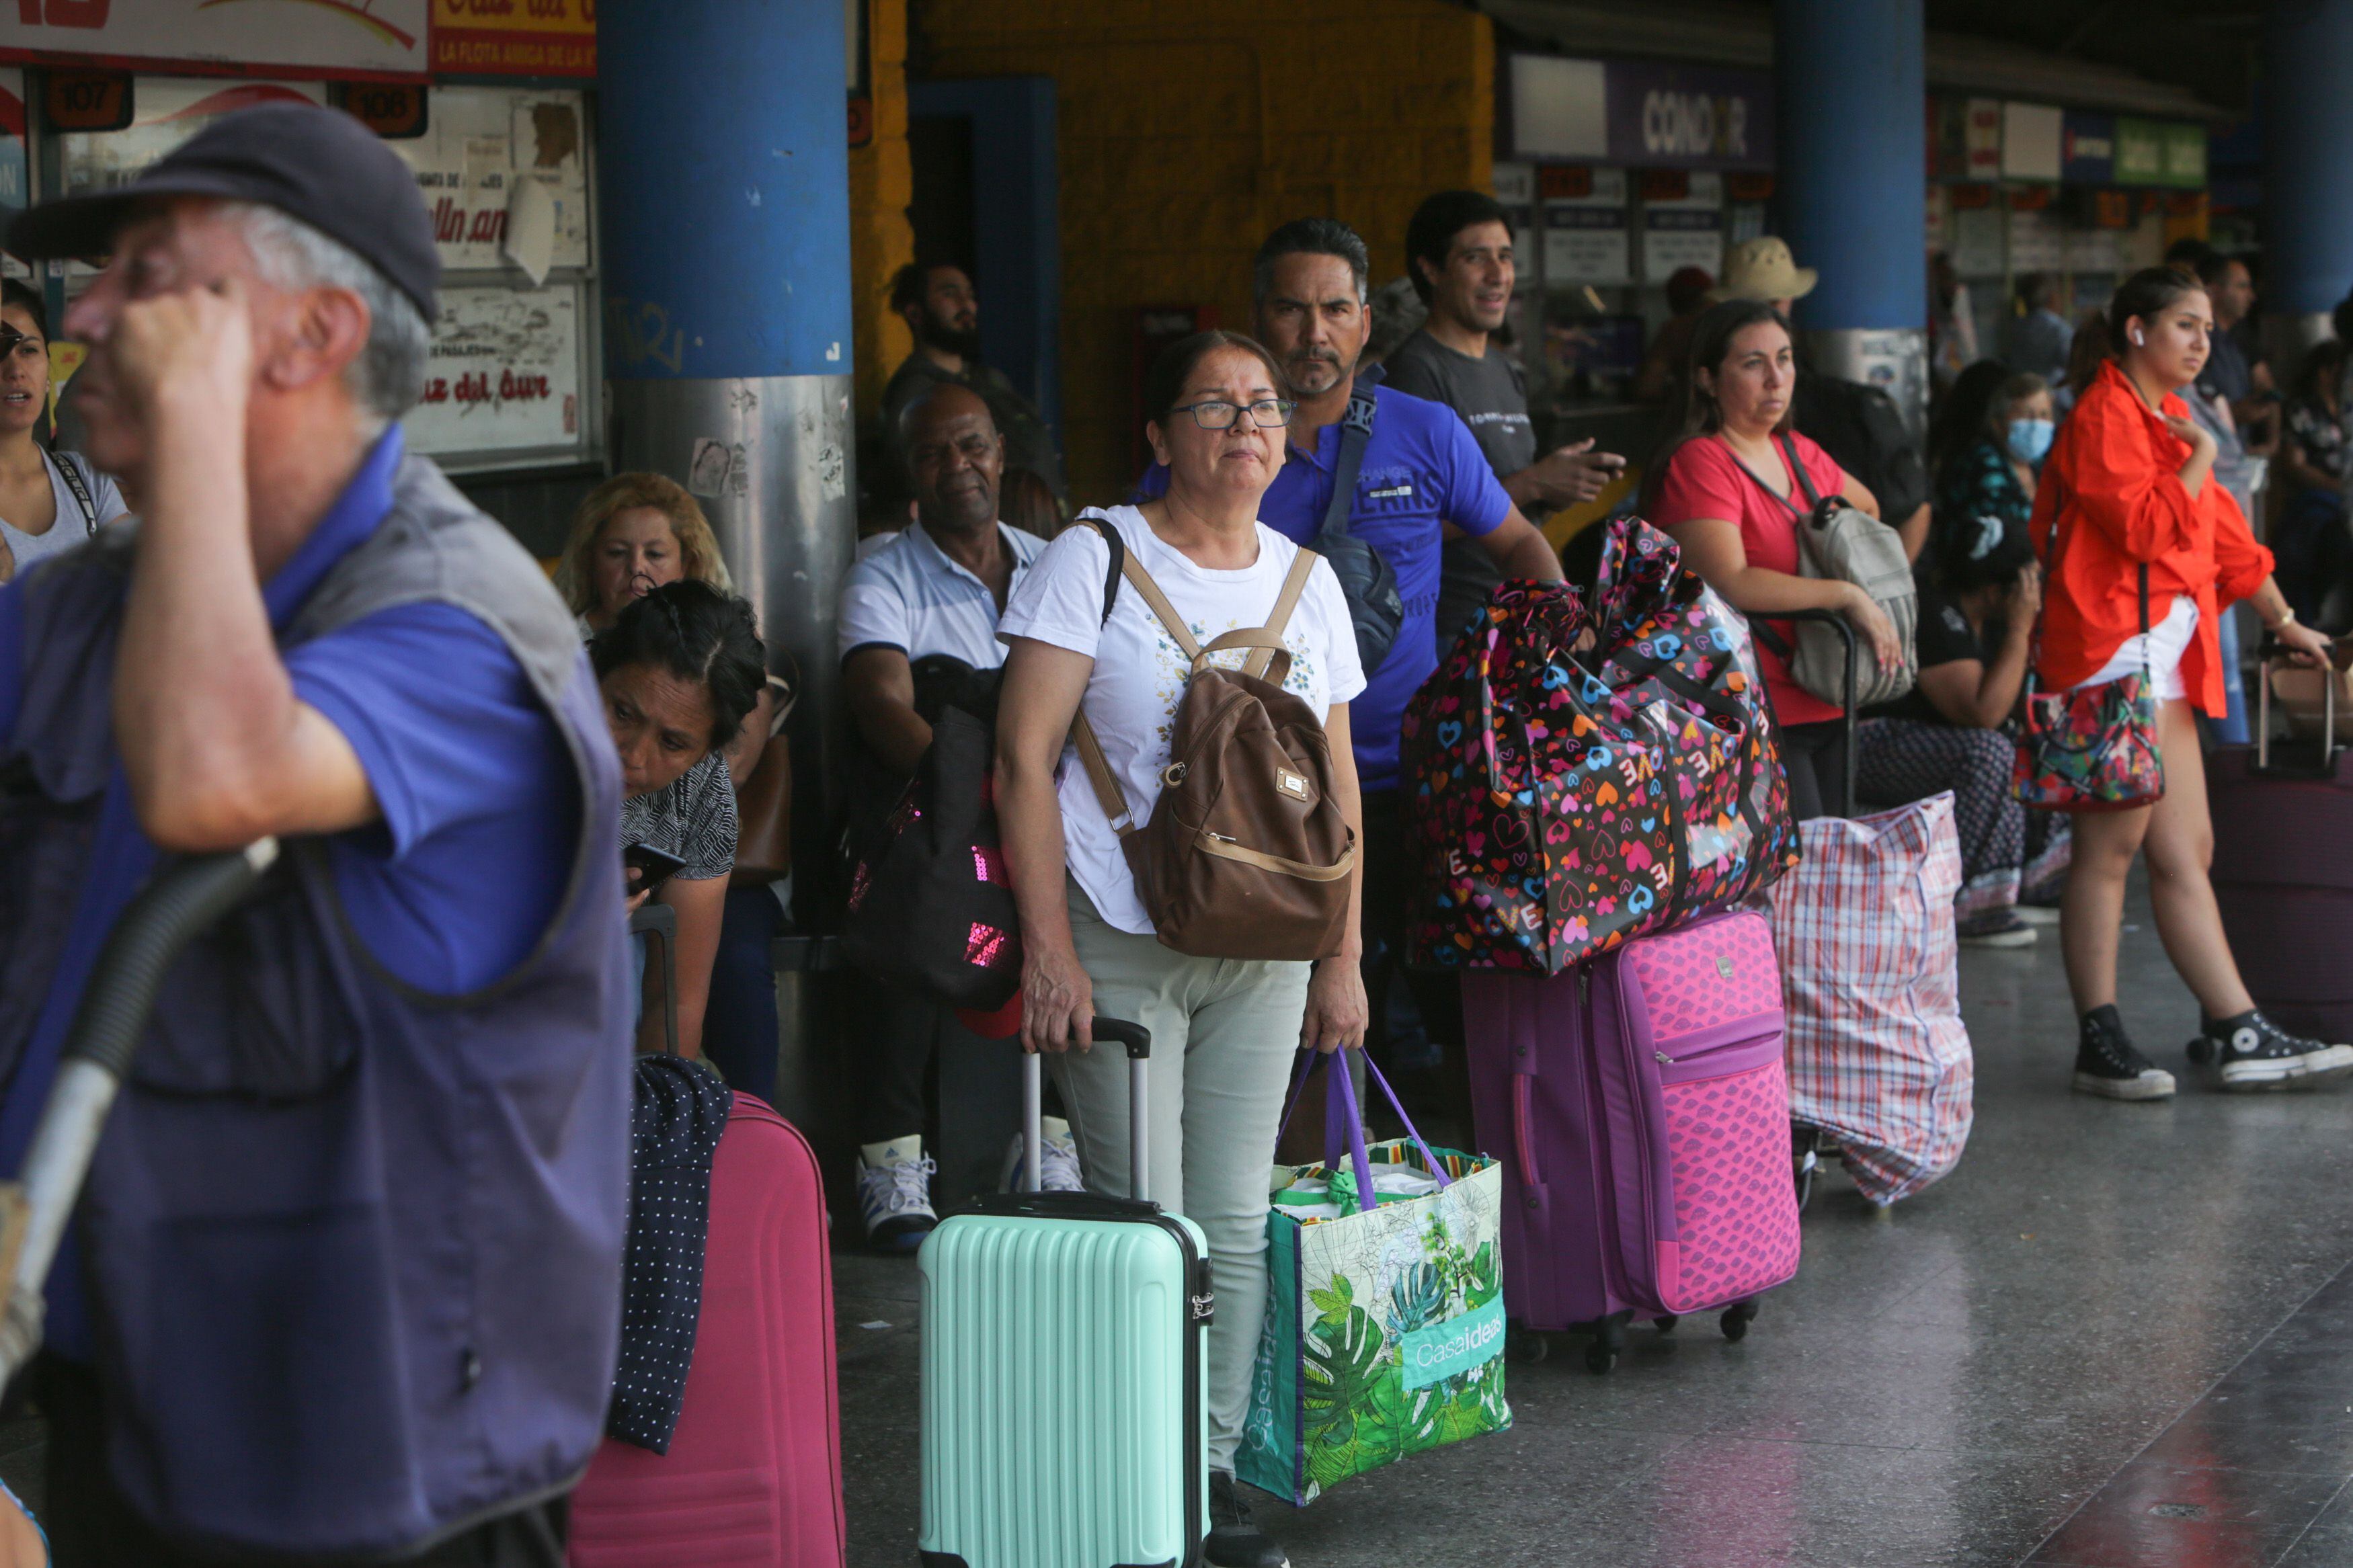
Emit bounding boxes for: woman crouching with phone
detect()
[593,579,767,1058]
[993,330,1368,1568]
[2035,267,2348,1098]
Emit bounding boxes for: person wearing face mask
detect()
[0,278,129,584]
[1856,368,2067,947]
[2035,267,2346,1100]
[553,471,734,638]
[597,579,768,1060]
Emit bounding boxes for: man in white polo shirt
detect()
[838,384,1076,1247]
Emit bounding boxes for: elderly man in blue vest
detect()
[0,107,630,1565]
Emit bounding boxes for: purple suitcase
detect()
[1462,910,1802,1372]
[2211,674,2353,1044]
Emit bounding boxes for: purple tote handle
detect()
[1276,1052,1454,1212]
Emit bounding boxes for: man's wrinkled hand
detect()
[108,280,255,427]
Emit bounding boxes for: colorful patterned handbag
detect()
[2013,510,2165,812]
[1400,515,1800,974]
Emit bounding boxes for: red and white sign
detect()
[0,0,430,80]
[430,0,593,79]
[403,280,582,461]
[1964,98,2002,180]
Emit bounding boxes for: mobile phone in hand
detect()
[623,842,688,898]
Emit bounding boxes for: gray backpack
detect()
[1739,434,1917,709]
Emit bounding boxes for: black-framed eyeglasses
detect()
[1171,398,1296,430]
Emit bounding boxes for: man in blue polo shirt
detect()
[1139,217,1563,1110]
[0,106,626,1565]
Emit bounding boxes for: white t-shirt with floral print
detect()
[997,503,1367,936]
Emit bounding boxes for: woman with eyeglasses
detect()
[994,330,1367,1568]
[0,278,128,585]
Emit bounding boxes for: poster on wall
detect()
[1640,171,1722,284]
[430,0,594,77]
[58,79,325,200]
[1952,206,2004,278]
[0,0,429,78]
[1492,162,1538,278]
[1542,167,1628,286]
[403,282,581,460]
[2008,209,2063,274]
[389,87,589,273]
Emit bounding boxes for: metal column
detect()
[1773,0,1929,434]
[597,0,856,889]
[2262,0,2353,368]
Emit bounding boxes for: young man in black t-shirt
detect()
[1383,190,1626,652]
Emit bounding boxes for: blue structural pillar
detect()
[598,0,854,890]
[1773,0,1928,431]
[2263,0,2353,363]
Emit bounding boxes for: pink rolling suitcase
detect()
[1462,909,1802,1372]
[567,1093,846,1567]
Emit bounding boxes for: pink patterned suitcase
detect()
[567,1094,846,1567]
[1463,909,1802,1372]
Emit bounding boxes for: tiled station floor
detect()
[838,873,2353,1568]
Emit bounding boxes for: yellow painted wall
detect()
[907,0,1493,507]
[849,0,916,429]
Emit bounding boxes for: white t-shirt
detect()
[837,520,1045,668]
[997,504,1367,936]
[0,451,129,579]
[2077,593,2198,704]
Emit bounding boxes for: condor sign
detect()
[1508,54,1775,173]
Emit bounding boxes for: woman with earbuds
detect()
[2036,266,2346,1101]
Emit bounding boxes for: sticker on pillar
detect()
[688,438,737,499]
[819,444,847,503]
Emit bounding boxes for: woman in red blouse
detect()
[1644,298,1903,820]
[2036,266,2344,1099]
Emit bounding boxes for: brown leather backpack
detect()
[1072,519,1357,960]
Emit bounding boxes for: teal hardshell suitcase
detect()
[918,1019,1211,1568]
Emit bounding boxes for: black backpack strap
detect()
[49,450,98,537]
[1320,382,1379,538]
[1073,513,1129,628]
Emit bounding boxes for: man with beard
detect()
[838,384,1070,1245]
[878,262,1064,516]
[1383,188,1626,655]
[1136,216,1563,1122]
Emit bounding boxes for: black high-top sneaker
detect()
[2190,1010,2353,1092]
[1206,1472,1289,1568]
[2072,1005,2176,1100]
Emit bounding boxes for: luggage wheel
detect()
[1792,1122,1825,1212]
[1721,1299,1761,1342]
[1507,1325,1552,1365]
[1654,1313,1679,1336]
[1577,1311,1632,1374]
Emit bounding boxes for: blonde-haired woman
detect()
[555,471,734,634]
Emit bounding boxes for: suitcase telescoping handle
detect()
[1023,1018,1152,1200]
[2256,633,2345,769]
[0,839,280,1388]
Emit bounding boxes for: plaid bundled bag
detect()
[1767,794,1975,1206]
[1400,515,1799,974]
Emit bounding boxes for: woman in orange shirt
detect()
[2037,267,2347,1099]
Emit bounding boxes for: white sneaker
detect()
[1959,917,2038,948]
[1000,1117,1087,1193]
[858,1136,937,1252]
[2012,903,2063,925]
[1040,1118,1084,1192]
